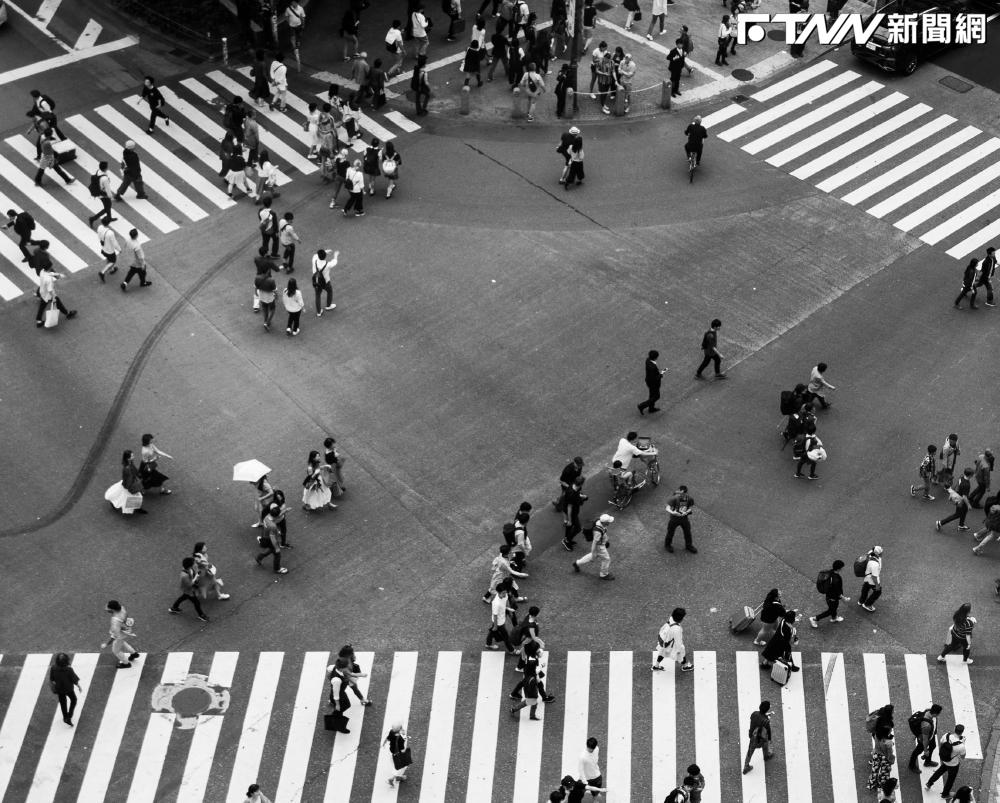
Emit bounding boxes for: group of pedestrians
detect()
[105,434,173,515]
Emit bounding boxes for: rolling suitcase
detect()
[52,139,76,165]
[728,603,762,633]
[770,660,791,686]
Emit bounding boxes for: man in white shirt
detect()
[311,248,339,315]
[96,221,120,282]
[411,5,430,57]
[486,585,515,651]
[612,431,657,473]
[651,607,693,671]
[385,20,406,77]
[572,513,615,580]
[120,228,152,291]
[806,362,836,409]
[926,725,966,798]
[578,737,605,799]
[268,54,288,111]
[285,1,305,47]
[858,545,883,612]
[35,263,76,327]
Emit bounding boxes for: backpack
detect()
[16,212,35,233]
[88,172,103,197]
[854,552,872,578]
[779,390,796,415]
[41,94,56,111]
[865,709,879,734]
[908,710,930,737]
[792,433,807,459]
[582,518,600,542]
[502,522,517,546]
[816,570,833,595]
[939,738,954,762]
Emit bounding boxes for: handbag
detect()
[634,10,643,20]
[43,299,59,328]
[392,746,413,770]
[807,446,827,462]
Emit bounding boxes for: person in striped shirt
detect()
[937,603,976,663]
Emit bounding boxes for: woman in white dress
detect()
[305,102,321,159]
[105,450,147,515]
[302,450,337,512]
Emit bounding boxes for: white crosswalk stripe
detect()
[0,70,421,306]
[0,649,984,801]
[707,63,1000,260]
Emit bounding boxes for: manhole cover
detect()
[767,28,786,41]
[939,75,973,93]
[732,68,754,81]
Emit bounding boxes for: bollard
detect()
[564,87,575,119]
[661,80,672,110]
[613,88,626,116]
[221,36,229,66]
[460,84,471,115]
[511,87,526,119]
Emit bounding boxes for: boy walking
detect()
[911,444,937,501]
[809,559,850,627]
[695,318,726,379]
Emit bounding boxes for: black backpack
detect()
[907,710,930,736]
[939,738,954,761]
[502,522,517,546]
[816,570,832,595]
[792,433,807,459]
[41,94,56,111]
[16,212,35,233]
[854,552,872,578]
[780,390,796,415]
[88,173,103,197]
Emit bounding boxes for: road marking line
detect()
[606,651,632,803]
[465,651,505,801]
[3,0,71,51]
[821,653,857,803]
[736,650,767,799]
[0,655,53,798]
[862,654,903,803]
[946,210,1000,260]
[720,71,859,142]
[782,652,812,802]
[0,36,138,84]
[126,652,193,803]
[701,104,745,129]
[35,0,62,25]
[694,650,721,803]
[903,654,938,803]
[650,650,675,802]
[895,157,1000,233]
[383,110,421,133]
[924,185,1000,246]
[0,271,22,300]
[418,652,461,803]
[76,653,145,803]
[750,59,837,102]
[226,653,284,803]
[323,652,374,803]
[74,19,102,50]
[944,657,982,760]
[371,652,418,803]
[275,652,329,803]
[595,17,723,81]
[561,651,590,780]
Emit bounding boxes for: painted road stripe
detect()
[867,138,1000,220]
[25,653,97,802]
[66,114,208,222]
[418,652,461,803]
[944,656,982,759]
[371,652,418,803]
[75,654,145,802]
[701,104,746,130]
[157,87,293,186]
[383,110,421,133]
[465,651,505,801]
[74,19,102,50]
[0,185,59,279]
[0,37,136,86]
[6,135,150,245]
[736,650,767,798]
[512,661,545,803]
[650,651,675,803]
[0,269,22,299]
[323,651,374,803]
[693,651,720,803]
[0,153,105,256]
[49,125,178,234]
[226,652,283,803]
[203,72,317,150]
[782,652,811,803]
[177,652,239,801]
[743,81,882,155]
[95,105,235,210]
[750,59,837,102]
[947,214,1000,260]
[922,185,1000,246]
[821,653,857,803]
[843,125,979,206]
[863,654,903,803]
[817,115,954,193]
[791,103,930,180]
[561,651,590,780]
[34,0,63,26]
[275,652,329,803]
[767,92,907,168]
[126,652,192,803]
[720,71,859,142]
[895,158,1000,233]
[903,654,938,803]
[606,651,633,803]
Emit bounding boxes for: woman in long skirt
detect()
[302,450,337,512]
[866,734,894,792]
[139,433,173,494]
[106,450,147,515]
[760,609,799,671]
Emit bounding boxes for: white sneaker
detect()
[325,304,337,310]
[832,616,844,623]
[809,616,818,628]
[937,655,946,662]
[218,593,231,600]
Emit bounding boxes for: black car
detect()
[851,0,971,74]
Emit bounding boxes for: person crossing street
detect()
[664,485,697,553]
[695,318,726,379]
[858,546,884,612]
[651,607,694,672]
[100,600,140,669]
[637,349,666,415]
[809,559,849,628]
[572,513,615,580]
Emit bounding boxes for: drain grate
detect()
[939,75,973,93]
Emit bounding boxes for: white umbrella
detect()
[233,459,271,483]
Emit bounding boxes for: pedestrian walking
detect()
[327,149,350,207]
[876,778,899,802]
[101,600,140,668]
[572,513,615,580]
[87,162,115,227]
[380,141,401,199]
[949,785,973,803]
[410,5,430,56]
[249,51,272,108]
[27,239,52,276]
[564,133,585,189]
[139,433,173,494]
[561,477,588,550]
[664,485,697,553]
[937,603,976,663]
[753,588,785,646]
[556,125,579,184]
[679,25,695,74]
[325,660,353,733]
[759,608,800,671]
[665,778,697,803]
[362,138,381,195]
[5,208,38,262]
[667,40,686,96]
[486,584,517,651]
[193,541,231,600]
[646,0,668,38]
[255,503,289,573]
[695,319,726,379]
[972,500,1000,555]
[937,432,961,486]
[685,764,705,802]
[509,659,544,720]
[553,455,584,512]
[244,109,261,167]
[910,444,938,501]
[257,197,279,258]
[35,264,77,327]
[866,730,895,792]
[857,545,883,612]
[482,544,529,602]
[794,425,823,480]
[809,560,850,628]
[336,645,373,705]
[937,467,974,532]
[323,436,347,495]
[271,488,291,547]
[311,248,339,316]
[115,140,148,200]
[969,449,993,508]
[27,89,66,140]
[106,449,146,514]
[49,652,82,726]
[243,784,273,803]
[255,151,280,203]
[651,607,694,672]
[487,29,510,82]
[385,20,406,77]
[578,737,605,801]
[741,700,774,774]
[95,221,120,283]
[34,129,75,187]
[250,473,274,527]
[715,16,731,65]
[277,212,300,272]
[168,557,210,621]
[462,40,484,87]
[973,246,996,306]
[637,349,666,415]
[806,362,836,408]
[343,160,366,217]
[907,703,943,771]
[385,722,414,787]
[254,257,278,330]
[268,54,288,111]
[139,76,171,133]
[866,703,895,740]
[955,257,979,309]
[302,449,337,511]
[226,148,258,201]
[519,62,545,121]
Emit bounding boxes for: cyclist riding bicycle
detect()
[684,115,708,166]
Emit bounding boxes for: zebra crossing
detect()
[702,59,1000,261]
[0,69,420,304]
[0,649,984,802]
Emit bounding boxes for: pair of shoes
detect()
[317,311,323,317]
[808,475,818,480]
[790,665,800,672]
[936,655,945,662]
[146,127,154,134]
[680,663,694,672]
[526,115,535,121]
[486,643,500,650]
[637,403,645,415]
[136,195,149,200]
[959,525,970,531]
[600,573,616,581]
[965,658,974,664]
[923,494,936,501]
[561,538,573,551]
[167,608,180,615]
[64,717,74,726]
[99,271,106,284]
[542,695,556,703]
[160,488,171,495]
[117,662,132,669]
[601,107,610,115]
[218,593,231,600]
[694,373,705,380]
[649,407,660,412]
[861,603,876,612]
[356,212,366,217]
[987,302,997,307]
[129,652,140,661]
[832,616,844,623]
[276,568,289,574]
[715,373,727,379]
[742,766,752,775]
[646,34,653,40]
[325,304,337,310]
[140,281,152,287]
[361,699,373,706]
[794,473,803,479]
[924,760,939,767]
[685,545,698,554]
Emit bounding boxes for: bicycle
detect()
[687,148,697,183]
[607,437,660,510]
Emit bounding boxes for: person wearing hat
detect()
[255,504,289,574]
[858,546,883,612]
[115,141,148,201]
[556,125,580,184]
[572,513,615,580]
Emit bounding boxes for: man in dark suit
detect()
[666,40,686,97]
[638,349,666,414]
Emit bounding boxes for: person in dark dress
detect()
[760,609,800,670]
[50,652,82,725]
